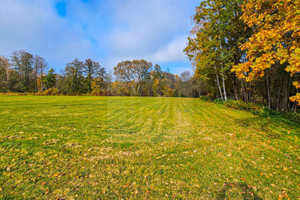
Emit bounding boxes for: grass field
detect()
[0,96,299,199]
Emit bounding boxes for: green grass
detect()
[0,96,299,199]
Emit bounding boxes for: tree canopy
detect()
[185,0,299,111]
[231,0,300,105]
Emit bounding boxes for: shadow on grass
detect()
[234,115,300,138]
[216,182,262,200]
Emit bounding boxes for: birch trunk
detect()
[214,66,223,100]
[216,74,223,100]
[222,74,227,101]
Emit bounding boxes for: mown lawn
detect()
[0,96,299,199]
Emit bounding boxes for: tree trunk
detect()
[214,66,223,100]
[222,74,227,101]
[41,68,44,92]
[136,83,141,96]
[241,79,248,102]
[35,74,37,93]
[216,74,223,100]
[248,88,251,102]
[198,83,201,97]
[266,75,271,110]
[130,82,136,96]
[5,65,9,88]
[282,75,290,112]
[276,83,282,111]
[232,79,238,100]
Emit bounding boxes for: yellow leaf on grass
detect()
[283,168,288,171]
[53,173,60,177]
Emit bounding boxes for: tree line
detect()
[185,0,299,112]
[0,50,204,97]
[0,0,298,112]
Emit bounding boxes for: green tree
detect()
[0,56,10,92]
[184,0,252,100]
[152,64,164,80]
[44,68,56,89]
[178,71,192,97]
[114,59,152,95]
[83,59,102,93]
[10,50,34,92]
[150,64,165,96]
[33,55,47,92]
[64,58,85,94]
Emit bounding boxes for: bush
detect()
[260,107,300,124]
[91,86,103,96]
[224,100,300,124]
[214,99,224,104]
[43,88,59,95]
[224,100,263,113]
[0,92,20,96]
[200,95,214,102]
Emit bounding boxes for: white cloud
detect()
[102,35,189,70]
[108,0,193,55]
[103,0,197,69]
[0,0,95,67]
[0,0,54,53]
[149,36,187,63]
[0,0,198,72]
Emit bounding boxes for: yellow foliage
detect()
[152,79,160,96]
[91,78,103,96]
[43,88,59,95]
[232,0,300,104]
[289,93,300,106]
[293,81,300,89]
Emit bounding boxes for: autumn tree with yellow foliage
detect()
[186,0,299,111]
[232,0,300,107]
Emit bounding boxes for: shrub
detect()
[91,86,103,96]
[224,100,263,113]
[214,99,224,104]
[43,88,59,95]
[224,100,300,124]
[200,95,214,102]
[260,107,300,124]
[0,92,20,96]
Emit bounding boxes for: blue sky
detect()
[0,0,199,74]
